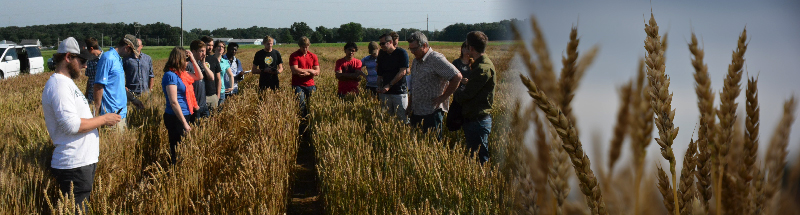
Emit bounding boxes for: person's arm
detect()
[166,85,191,131]
[148,58,155,90]
[291,65,310,77]
[252,64,262,74]
[382,67,408,93]
[275,63,284,74]
[433,72,462,106]
[225,68,234,93]
[187,51,203,80]
[454,67,492,104]
[93,83,104,116]
[49,87,120,133]
[78,114,121,133]
[216,72,222,96]
[202,58,214,81]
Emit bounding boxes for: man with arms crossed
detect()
[376,33,410,124]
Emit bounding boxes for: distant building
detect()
[20,39,41,47]
[229,39,264,45]
[0,40,16,45]
[212,38,233,44]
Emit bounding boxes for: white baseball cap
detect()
[57,37,98,61]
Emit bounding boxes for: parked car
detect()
[0,44,45,79]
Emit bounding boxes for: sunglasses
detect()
[70,55,87,64]
[379,42,388,46]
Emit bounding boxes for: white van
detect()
[0,44,45,79]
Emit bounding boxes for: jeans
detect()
[163,113,189,164]
[379,93,408,124]
[293,85,316,118]
[218,91,226,105]
[51,163,97,210]
[410,109,444,140]
[193,105,210,120]
[463,115,492,164]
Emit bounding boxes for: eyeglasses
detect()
[408,45,421,52]
[379,42,387,46]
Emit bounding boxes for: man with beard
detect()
[42,37,122,210]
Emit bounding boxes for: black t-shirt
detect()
[204,57,222,96]
[253,49,283,86]
[376,48,409,94]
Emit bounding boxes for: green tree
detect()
[337,22,364,43]
[289,22,312,42]
[280,30,294,44]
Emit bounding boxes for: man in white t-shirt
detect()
[42,37,121,209]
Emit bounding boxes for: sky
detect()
[0,0,511,31]
[504,0,800,172]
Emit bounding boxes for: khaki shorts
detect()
[206,95,219,110]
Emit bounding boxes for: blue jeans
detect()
[293,85,316,118]
[463,115,491,164]
[218,91,226,105]
[410,109,444,140]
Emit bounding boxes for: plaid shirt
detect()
[409,48,459,115]
[123,53,154,93]
[84,58,99,102]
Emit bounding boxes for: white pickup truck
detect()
[0,44,45,79]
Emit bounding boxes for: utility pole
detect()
[101,33,103,47]
[180,0,183,47]
[426,14,429,32]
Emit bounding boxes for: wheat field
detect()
[2,14,799,214]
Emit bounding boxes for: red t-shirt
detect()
[335,57,363,94]
[289,50,319,87]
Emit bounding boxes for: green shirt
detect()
[453,55,495,120]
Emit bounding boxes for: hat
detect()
[123,34,140,58]
[57,37,98,61]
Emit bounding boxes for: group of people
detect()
[40,30,495,209]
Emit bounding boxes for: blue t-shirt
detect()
[162,71,190,116]
[94,47,128,118]
[219,58,230,91]
[362,55,378,87]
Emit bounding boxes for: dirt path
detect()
[286,125,323,214]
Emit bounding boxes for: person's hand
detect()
[432,95,449,108]
[186,51,194,59]
[381,85,390,93]
[183,122,192,132]
[461,78,469,85]
[101,113,122,126]
[225,88,233,93]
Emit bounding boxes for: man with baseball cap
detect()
[93,34,138,130]
[42,37,122,210]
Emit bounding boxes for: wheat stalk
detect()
[529,15,558,97]
[689,32,714,212]
[716,27,747,215]
[657,165,676,215]
[764,97,797,206]
[643,12,680,215]
[557,26,580,125]
[520,75,607,215]
[679,139,698,215]
[608,81,633,174]
[741,76,759,182]
[548,125,571,215]
[630,58,654,215]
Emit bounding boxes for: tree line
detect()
[0,19,517,47]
